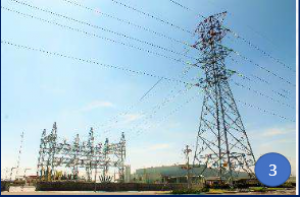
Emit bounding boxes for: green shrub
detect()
[249,187,267,192]
[171,188,205,194]
[282,182,294,188]
[202,187,210,192]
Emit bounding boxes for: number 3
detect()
[269,164,277,176]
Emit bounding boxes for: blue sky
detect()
[1,0,296,177]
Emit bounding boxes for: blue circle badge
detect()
[255,152,291,187]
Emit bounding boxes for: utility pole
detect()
[72,134,80,180]
[37,129,47,180]
[16,132,25,179]
[10,167,16,181]
[23,168,31,185]
[184,145,192,189]
[94,143,101,193]
[118,132,126,183]
[87,128,95,182]
[103,138,109,179]
[5,168,9,180]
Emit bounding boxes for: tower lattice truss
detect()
[37,122,126,182]
[193,12,256,182]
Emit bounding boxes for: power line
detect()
[60,0,190,47]
[232,50,295,87]
[10,0,196,60]
[60,0,295,84]
[134,93,199,139]
[193,34,294,88]
[2,6,195,67]
[125,84,194,137]
[227,56,270,85]
[109,0,193,34]
[192,13,291,183]
[206,0,295,61]
[14,0,291,109]
[228,57,291,100]
[91,77,165,138]
[232,81,293,109]
[139,78,164,101]
[77,54,196,137]
[2,39,202,140]
[168,0,205,18]
[1,1,292,134]
[168,0,193,12]
[1,40,197,87]
[199,44,295,88]
[97,66,197,140]
[168,0,295,73]
[236,99,295,122]
[196,54,292,101]
[110,64,200,138]
[124,65,200,137]
[227,33,296,72]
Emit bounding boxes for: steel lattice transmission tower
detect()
[193,12,256,183]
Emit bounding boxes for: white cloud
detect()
[252,125,296,176]
[122,113,143,124]
[80,100,114,112]
[261,128,291,137]
[259,138,292,149]
[249,124,296,139]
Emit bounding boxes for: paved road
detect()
[2,191,162,195]
[2,186,296,195]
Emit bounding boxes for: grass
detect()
[266,188,285,191]
[249,187,267,192]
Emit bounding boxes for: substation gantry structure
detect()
[37,122,126,183]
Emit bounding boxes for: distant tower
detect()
[193,12,256,183]
[15,131,25,179]
[49,122,58,180]
[102,138,110,178]
[118,132,126,183]
[184,145,192,188]
[37,122,58,181]
[86,128,95,181]
[37,129,47,180]
[5,168,9,180]
[72,134,80,180]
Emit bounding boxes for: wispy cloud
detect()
[252,125,296,175]
[261,128,292,137]
[249,124,295,139]
[259,138,292,149]
[80,100,114,112]
[122,113,143,124]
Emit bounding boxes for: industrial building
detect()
[131,164,249,184]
